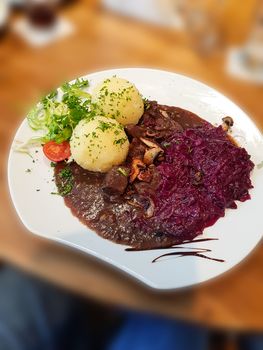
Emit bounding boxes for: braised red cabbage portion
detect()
[136,123,254,240]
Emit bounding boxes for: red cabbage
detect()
[136,123,254,241]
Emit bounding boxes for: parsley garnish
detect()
[59,168,72,179]
[143,98,150,110]
[61,78,89,92]
[98,121,112,132]
[117,168,129,176]
[114,137,127,146]
[162,142,171,148]
[57,167,74,196]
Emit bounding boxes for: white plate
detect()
[8,68,263,290]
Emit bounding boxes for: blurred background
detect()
[0,1,263,349]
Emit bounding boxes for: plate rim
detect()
[7,67,263,290]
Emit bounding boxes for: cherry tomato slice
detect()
[43,141,71,162]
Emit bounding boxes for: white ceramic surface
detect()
[8,68,263,290]
[0,0,10,28]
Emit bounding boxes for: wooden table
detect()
[1,0,263,332]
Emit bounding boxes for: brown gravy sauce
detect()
[54,102,227,260]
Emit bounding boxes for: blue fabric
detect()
[108,312,208,350]
[0,266,262,350]
[240,336,263,350]
[0,266,86,350]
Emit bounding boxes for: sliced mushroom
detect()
[127,200,143,208]
[146,130,158,137]
[160,110,169,118]
[140,137,164,165]
[143,147,163,165]
[140,137,160,149]
[127,194,150,211]
[145,198,155,218]
[129,158,146,183]
[222,116,234,132]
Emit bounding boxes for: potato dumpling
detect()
[70,116,129,172]
[92,77,144,125]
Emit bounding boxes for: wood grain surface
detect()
[0,0,262,331]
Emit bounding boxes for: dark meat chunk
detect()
[129,167,160,218]
[158,104,204,129]
[133,181,154,196]
[128,138,146,160]
[139,102,184,139]
[125,125,146,139]
[102,166,129,196]
[140,101,204,132]
[125,124,160,140]
[133,165,160,196]
[138,168,152,182]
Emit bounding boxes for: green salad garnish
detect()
[27,78,97,144]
